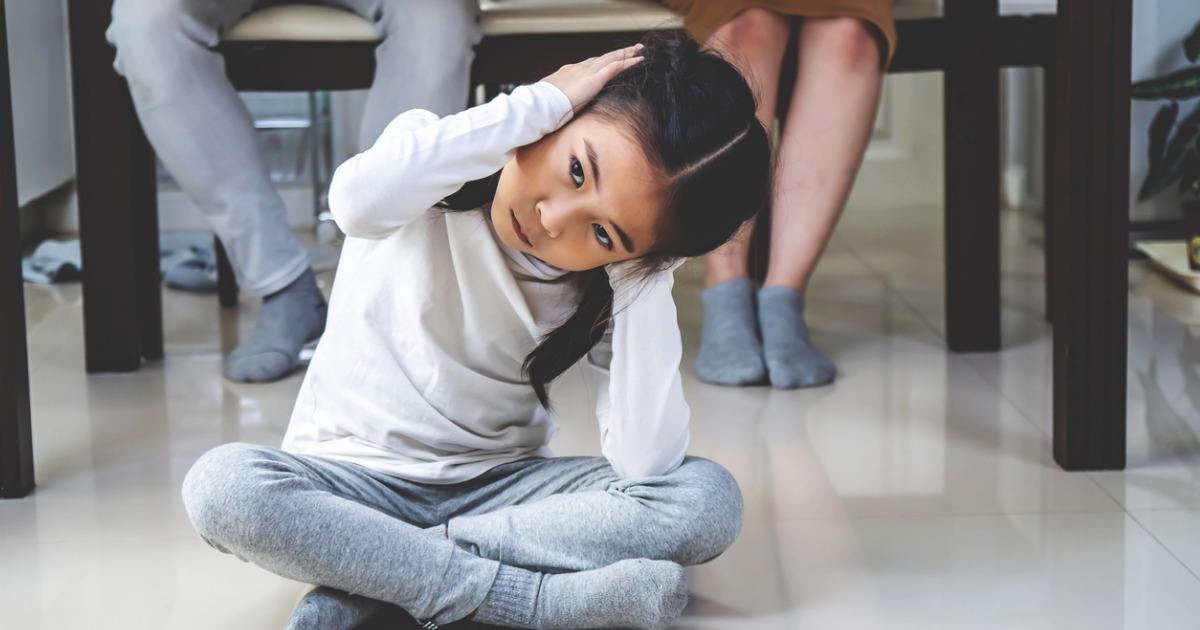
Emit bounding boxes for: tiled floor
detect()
[6,199,1200,629]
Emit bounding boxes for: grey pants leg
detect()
[443,456,745,573]
[105,0,479,296]
[328,0,481,147]
[181,442,500,625]
[181,444,744,627]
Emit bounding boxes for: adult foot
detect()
[223,268,327,383]
[693,278,767,386]
[757,285,836,389]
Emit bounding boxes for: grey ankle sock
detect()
[757,286,836,389]
[472,565,543,628]
[224,268,327,383]
[473,559,688,630]
[285,586,391,630]
[694,278,767,386]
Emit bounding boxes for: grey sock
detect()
[472,559,688,630]
[285,586,393,630]
[224,268,327,383]
[757,286,836,389]
[693,278,767,386]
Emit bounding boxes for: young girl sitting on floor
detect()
[181,33,770,630]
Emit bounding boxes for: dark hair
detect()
[444,31,770,407]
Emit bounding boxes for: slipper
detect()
[163,245,219,292]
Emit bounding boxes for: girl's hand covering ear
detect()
[542,44,645,113]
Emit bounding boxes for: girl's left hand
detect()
[542,44,645,113]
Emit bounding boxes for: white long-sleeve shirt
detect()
[280,82,690,482]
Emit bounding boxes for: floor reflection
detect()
[10,208,1200,628]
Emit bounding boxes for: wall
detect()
[6,0,74,207]
[1130,0,1198,222]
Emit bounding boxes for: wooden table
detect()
[51,0,1131,474]
[2,0,35,499]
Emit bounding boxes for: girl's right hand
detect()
[542,44,645,113]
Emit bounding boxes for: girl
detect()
[181,33,770,630]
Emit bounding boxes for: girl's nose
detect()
[535,200,571,239]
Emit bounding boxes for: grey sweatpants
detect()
[181,442,744,627]
[106,0,481,296]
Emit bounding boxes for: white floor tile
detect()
[684,512,1200,630]
[1130,509,1200,579]
[9,198,1200,629]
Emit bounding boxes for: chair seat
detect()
[224,0,960,45]
[480,0,680,35]
[225,1,682,43]
[225,5,378,42]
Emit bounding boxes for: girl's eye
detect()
[569,156,585,188]
[593,224,613,250]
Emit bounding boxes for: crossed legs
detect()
[181,443,743,628]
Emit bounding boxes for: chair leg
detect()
[1050,0,1130,471]
[1042,60,1056,325]
[943,70,1002,352]
[943,1,1002,353]
[68,0,162,372]
[0,1,33,499]
[132,109,163,362]
[215,236,239,308]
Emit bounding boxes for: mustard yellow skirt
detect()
[662,0,897,69]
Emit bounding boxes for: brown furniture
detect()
[442,0,1133,471]
[1,0,34,498]
[59,0,1131,473]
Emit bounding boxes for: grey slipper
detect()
[163,246,218,292]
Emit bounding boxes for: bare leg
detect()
[702,9,789,289]
[757,16,884,388]
[691,10,789,386]
[764,17,884,291]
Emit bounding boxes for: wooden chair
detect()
[62,0,1131,472]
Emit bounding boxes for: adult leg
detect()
[333,0,481,148]
[693,9,789,386]
[182,443,686,629]
[758,16,884,389]
[106,0,326,383]
[106,0,310,295]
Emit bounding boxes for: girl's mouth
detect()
[511,209,533,247]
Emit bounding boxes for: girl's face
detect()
[490,114,666,272]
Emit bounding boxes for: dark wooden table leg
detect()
[67,0,162,372]
[1042,59,1056,325]
[132,114,163,361]
[0,1,34,499]
[1051,0,1130,471]
[943,0,1002,352]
